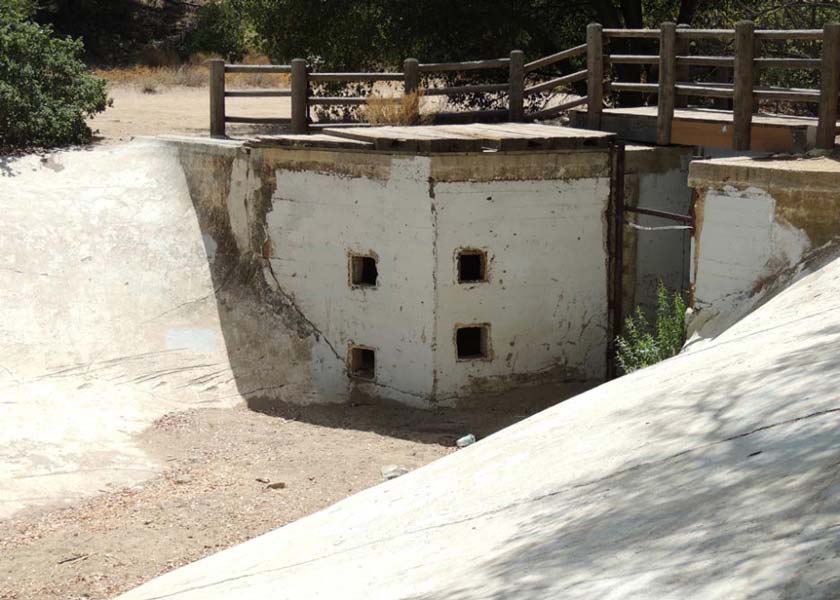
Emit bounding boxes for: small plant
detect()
[616,282,686,374]
[362,91,428,126]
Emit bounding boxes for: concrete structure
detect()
[172,124,621,408]
[119,245,840,600]
[0,128,702,518]
[688,155,840,335]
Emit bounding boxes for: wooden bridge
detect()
[208,21,840,152]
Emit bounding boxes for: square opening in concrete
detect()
[349,346,376,380]
[350,254,378,287]
[456,325,489,360]
[457,249,487,283]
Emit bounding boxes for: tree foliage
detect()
[237,0,840,69]
[241,0,588,69]
[183,0,250,60]
[0,7,108,150]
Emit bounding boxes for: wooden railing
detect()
[208,49,586,136]
[600,21,840,149]
[209,21,840,150]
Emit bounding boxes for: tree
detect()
[0,6,109,150]
[242,0,591,69]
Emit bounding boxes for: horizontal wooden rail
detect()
[604,28,659,39]
[423,83,509,96]
[309,96,401,106]
[675,83,734,98]
[524,44,587,73]
[754,57,822,69]
[609,82,659,93]
[527,95,589,120]
[610,54,659,65]
[676,55,733,67]
[672,56,821,68]
[309,72,403,82]
[225,116,291,124]
[674,80,821,100]
[675,29,735,39]
[605,28,824,41]
[225,64,291,73]
[753,87,820,102]
[224,89,291,98]
[525,70,588,95]
[755,29,822,40]
[418,58,509,72]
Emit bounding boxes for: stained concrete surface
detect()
[0,140,255,518]
[121,250,840,599]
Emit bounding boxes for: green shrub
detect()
[0,9,108,150]
[616,282,686,374]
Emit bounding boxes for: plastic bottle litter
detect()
[456,434,476,448]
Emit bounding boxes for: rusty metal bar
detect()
[624,205,694,225]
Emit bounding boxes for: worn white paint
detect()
[690,185,809,330]
[261,152,613,407]
[265,156,437,406]
[119,248,840,600]
[433,177,610,400]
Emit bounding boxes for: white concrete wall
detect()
[433,177,610,402]
[265,156,436,406]
[217,148,616,408]
[688,157,840,336]
[691,185,808,316]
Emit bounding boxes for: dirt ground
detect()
[89,84,293,144]
[0,385,588,600]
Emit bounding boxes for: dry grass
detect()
[362,91,429,126]
[95,53,290,92]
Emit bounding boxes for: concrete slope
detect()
[0,140,301,518]
[121,252,840,600]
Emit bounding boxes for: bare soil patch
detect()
[88,84,292,144]
[0,384,586,600]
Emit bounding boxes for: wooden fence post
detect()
[587,23,604,129]
[209,59,225,137]
[733,20,755,151]
[674,24,689,108]
[291,58,309,134]
[657,22,677,145]
[817,22,840,149]
[404,58,419,95]
[508,50,525,121]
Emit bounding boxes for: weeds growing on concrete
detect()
[616,282,686,374]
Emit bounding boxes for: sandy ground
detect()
[0,392,585,600]
[89,85,292,143]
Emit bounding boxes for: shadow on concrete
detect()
[409,317,840,598]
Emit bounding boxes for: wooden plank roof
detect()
[248,123,615,152]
